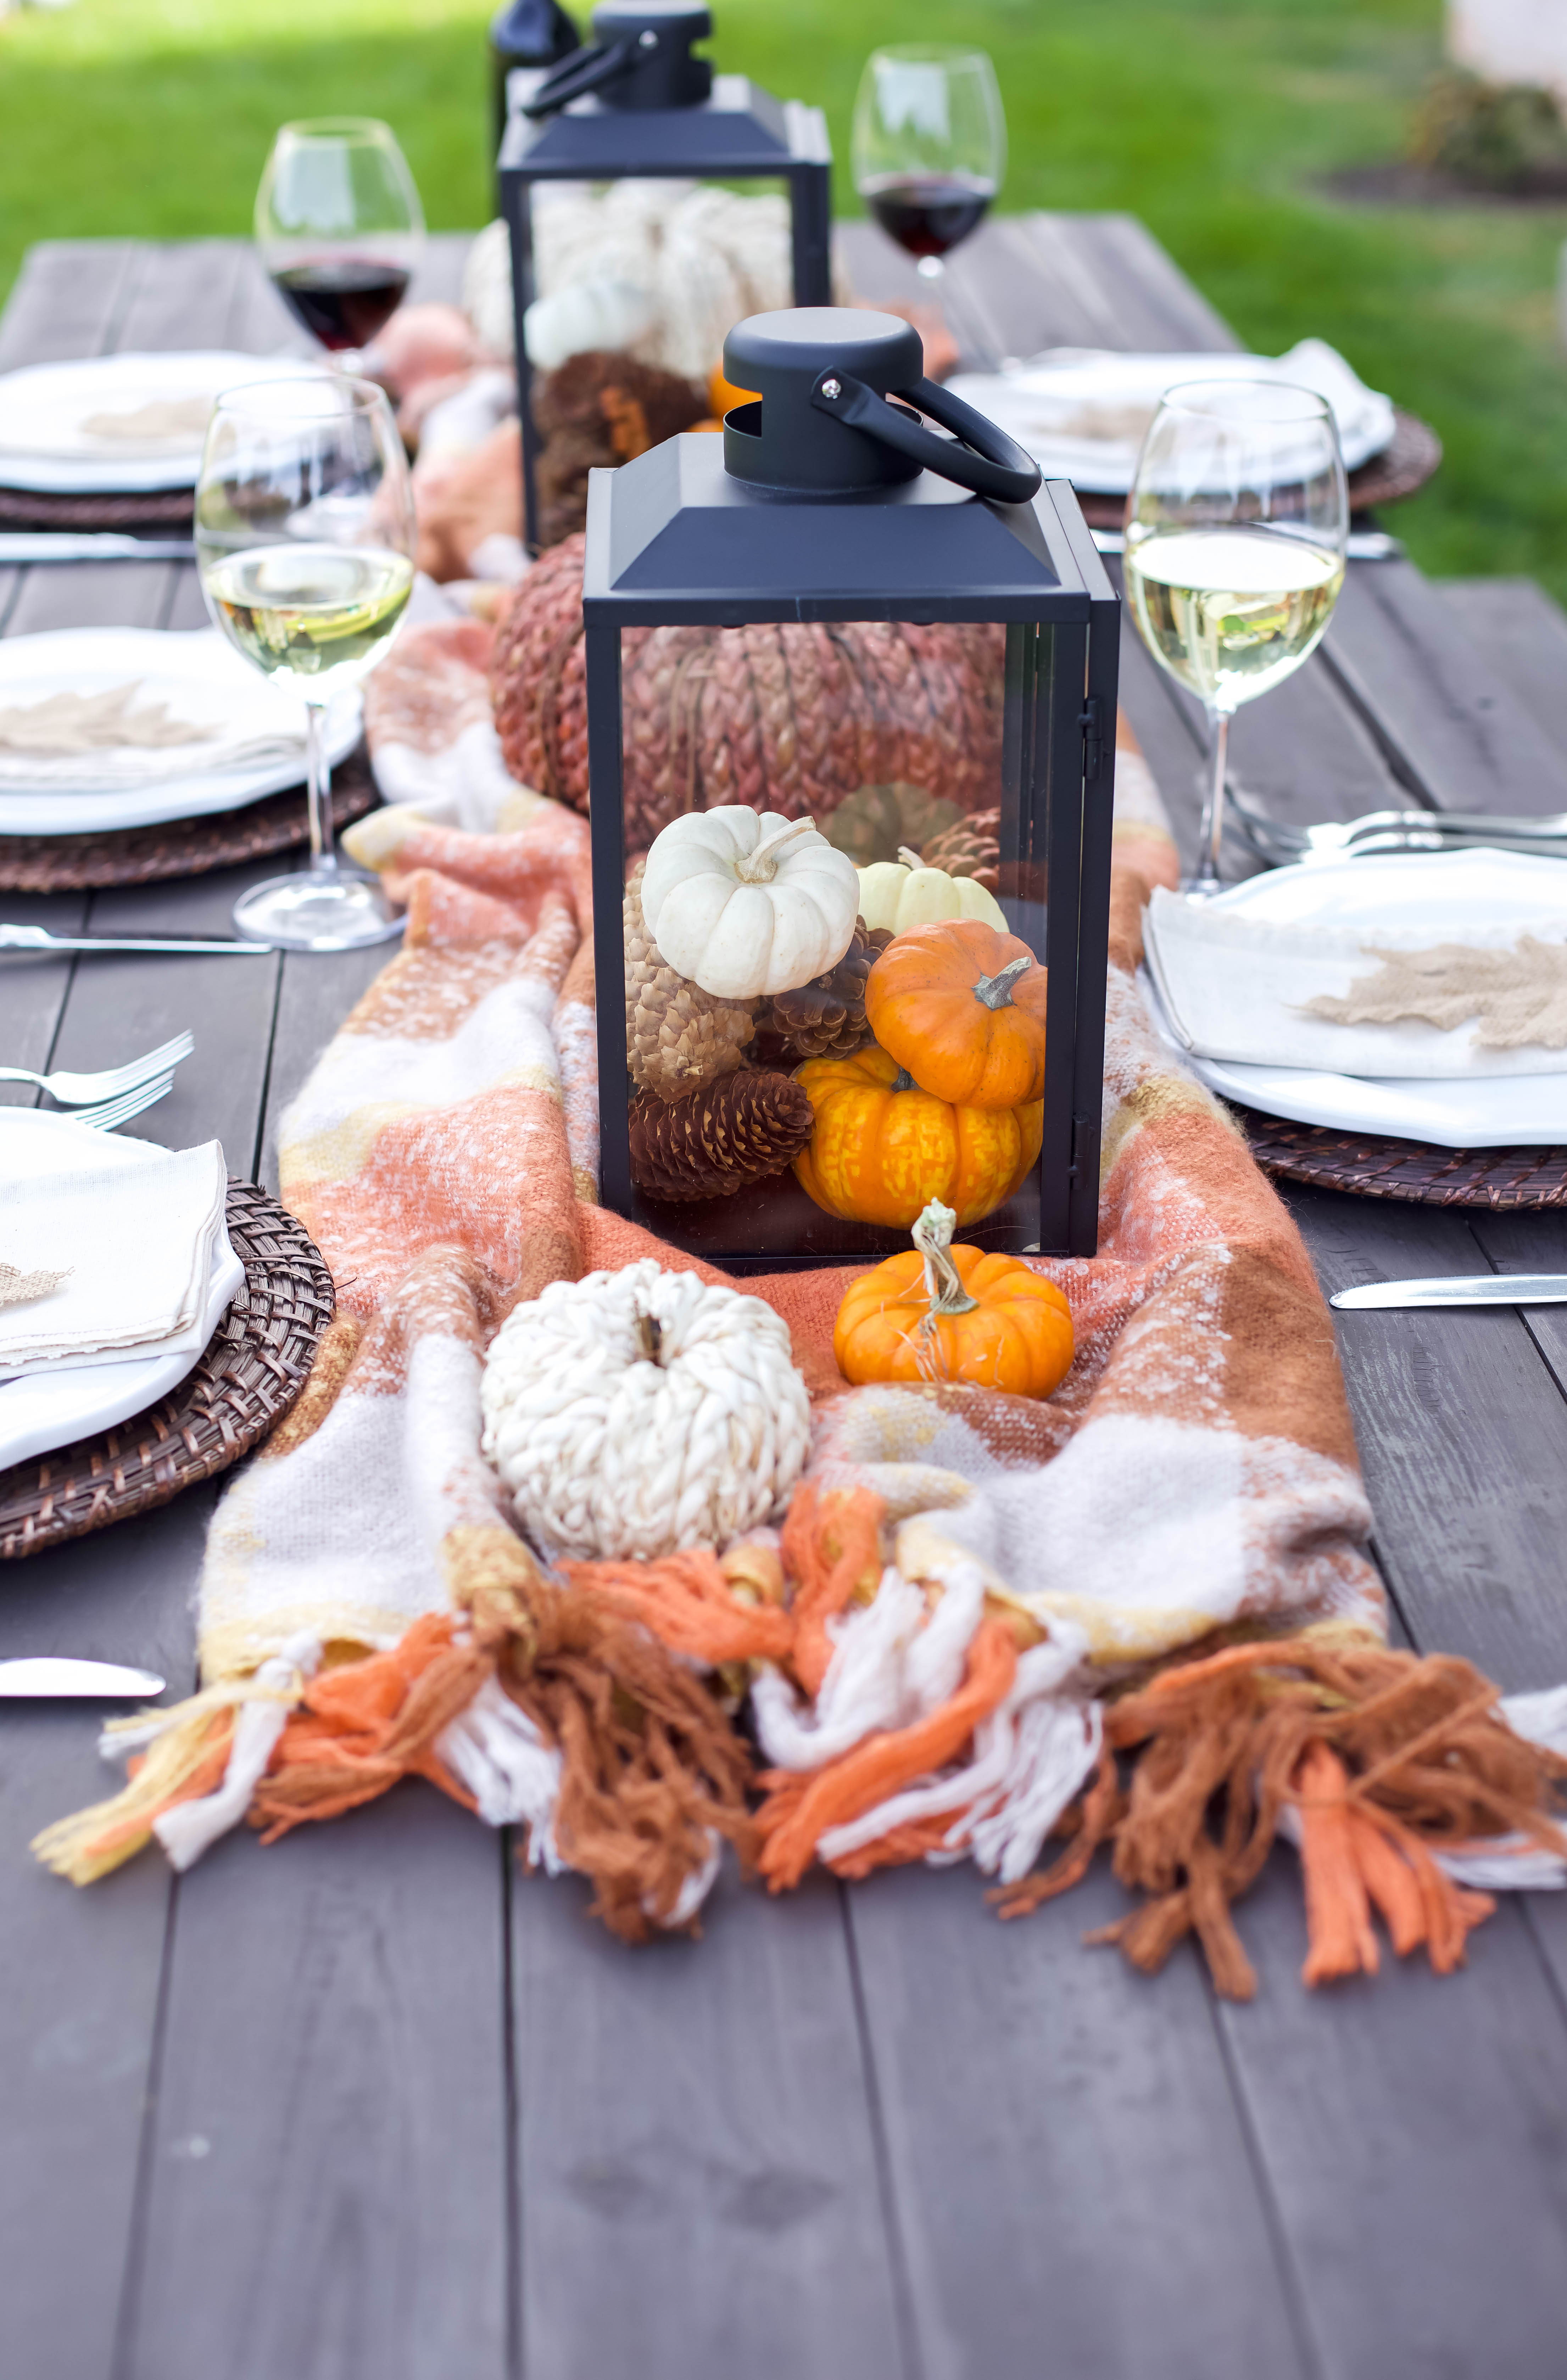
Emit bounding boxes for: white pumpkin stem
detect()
[896,845,926,871]
[973,953,1033,1011]
[733,814,819,884]
[911,1199,979,1321]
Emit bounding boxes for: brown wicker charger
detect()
[0,1177,334,1561]
[1075,407,1443,531]
[0,743,377,893]
[1237,1106,1567,1210]
[0,483,194,532]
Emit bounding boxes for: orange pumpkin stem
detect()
[973,953,1033,1011]
[911,1199,980,1322]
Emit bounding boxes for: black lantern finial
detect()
[720,308,1043,503]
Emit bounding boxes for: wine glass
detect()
[196,376,416,951]
[852,46,1005,296]
[1123,381,1348,896]
[257,119,425,374]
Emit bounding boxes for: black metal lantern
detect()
[585,307,1119,1268]
[497,1,832,551]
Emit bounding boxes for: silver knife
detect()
[1,923,269,957]
[0,533,196,564]
[1332,1275,1567,1310]
[0,1657,166,1698]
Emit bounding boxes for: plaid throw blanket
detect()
[39,621,1567,1998]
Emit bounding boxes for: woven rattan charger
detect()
[0,1178,333,1560]
[0,744,377,894]
[1237,1108,1567,1210]
[1075,408,1442,531]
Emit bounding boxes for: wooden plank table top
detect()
[4,222,1567,2380]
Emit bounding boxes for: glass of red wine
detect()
[257,119,425,373]
[853,46,1005,302]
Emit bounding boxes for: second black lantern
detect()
[497,2,832,551]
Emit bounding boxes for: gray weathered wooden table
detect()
[5,221,1567,2380]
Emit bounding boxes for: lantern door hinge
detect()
[1068,1110,1100,1182]
[1078,695,1105,781]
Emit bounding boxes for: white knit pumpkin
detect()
[640,807,860,1000]
[480,1259,811,1561]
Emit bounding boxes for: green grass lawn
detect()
[3,0,1566,597]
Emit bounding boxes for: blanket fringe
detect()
[993,1627,1567,2000]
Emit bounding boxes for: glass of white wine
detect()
[196,376,416,950]
[1124,380,1348,895]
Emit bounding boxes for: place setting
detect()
[0,1077,334,1562]
[0,119,424,913]
[1111,365,1567,1215]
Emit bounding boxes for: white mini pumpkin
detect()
[480,1258,811,1562]
[640,806,860,1000]
[522,278,657,373]
[857,848,1008,936]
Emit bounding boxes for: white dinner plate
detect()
[0,351,327,493]
[0,628,361,836]
[1140,846,1567,1145]
[948,340,1398,492]
[0,1111,244,1470]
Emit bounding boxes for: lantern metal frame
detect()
[498,76,832,550]
[582,434,1120,1269]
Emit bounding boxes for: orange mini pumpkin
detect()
[864,918,1048,1108]
[793,1044,1042,1229]
[835,1200,1074,1398]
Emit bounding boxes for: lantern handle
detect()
[809,371,1042,505]
[523,34,640,116]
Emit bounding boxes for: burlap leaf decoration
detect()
[1305,935,1567,1049]
[0,1261,69,1308]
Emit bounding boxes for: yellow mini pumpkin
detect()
[835,1200,1075,1397]
[857,848,1008,936]
[793,1044,1043,1229]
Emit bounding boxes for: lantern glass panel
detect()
[611,612,1064,1266]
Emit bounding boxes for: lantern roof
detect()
[497,71,829,178]
[581,433,1110,626]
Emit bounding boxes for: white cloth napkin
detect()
[946,340,1397,487]
[0,679,305,791]
[0,1138,228,1375]
[1143,885,1567,1078]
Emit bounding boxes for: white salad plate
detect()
[947,340,1398,491]
[0,1111,244,1472]
[0,351,327,493]
[0,628,360,836]
[1141,850,1567,1147]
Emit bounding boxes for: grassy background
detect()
[2,0,1566,595]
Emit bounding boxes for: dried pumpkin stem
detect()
[733,815,819,885]
[912,1199,979,1322]
[972,954,1033,1012]
[896,845,924,870]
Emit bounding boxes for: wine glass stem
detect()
[916,254,944,282]
[304,699,337,879]
[1197,704,1231,890]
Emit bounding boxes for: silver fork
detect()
[0,1031,193,1108]
[1225,779,1567,868]
[70,1074,176,1132]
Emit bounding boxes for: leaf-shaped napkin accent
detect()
[0,683,212,755]
[0,1262,70,1309]
[1305,934,1567,1050]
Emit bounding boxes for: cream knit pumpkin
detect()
[480,1259,811,1561]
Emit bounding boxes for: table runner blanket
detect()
[38,627,1567,1997]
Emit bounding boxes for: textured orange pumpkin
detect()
[835,1202,1075,1397]
[864,918,1048,1108]
[793,1044,1043,1229]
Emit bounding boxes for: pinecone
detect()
[921,807,1002,891]
[624,866,754,1101]
[630,1071,815,1203]
[751,923,894,1067]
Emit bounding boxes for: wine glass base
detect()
[233,869,405,952]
